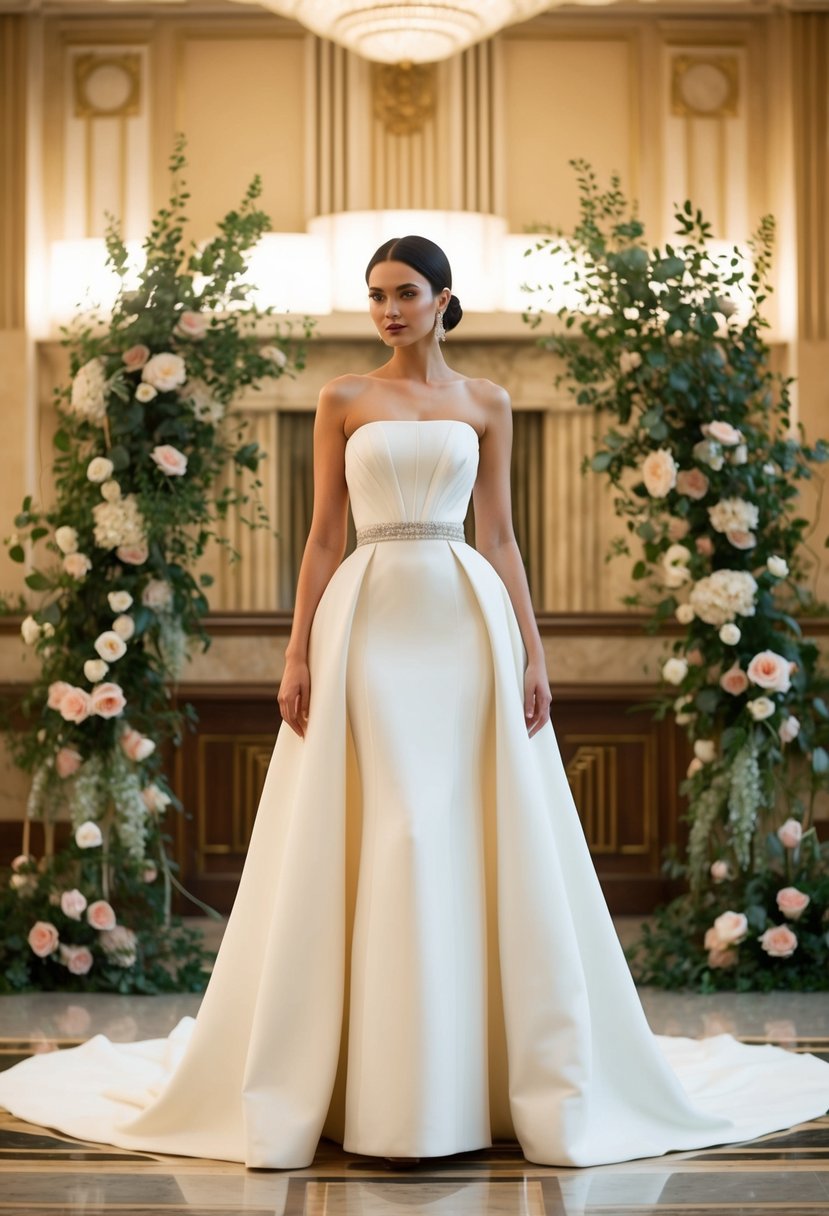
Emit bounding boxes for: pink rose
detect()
[86,899,116,930]
[174,310,208,340]
[59,944,94,976]
[686,648,705,666]
[120,727,155,762]
[695,536,714,557]
[150,445,188,477]
[712,910,748,945]
[776,887,810,920]
[60,888,88,920]
[116,543,149,565]
[55,747,82,779]
[90,682,126,719]
[676,468,710,500]
[667,517,690,541]
[59,686,93,724]
[773,817,802,846]
[758,925,798,958]
[687,757,704,778]
[63,552,92,579]
[704,420,742,446]
[142,862,158,883]
[47,681,72,710]
[710,860,732,882]
[28,920,59,958]
[725,529,756,550]
[707,945,738,969]
[747,650,792,693]
[122,344,150,371]
[11,854,34,873]
[720,663,749,696]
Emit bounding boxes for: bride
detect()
[0,235,827,1170]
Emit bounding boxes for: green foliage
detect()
[526,161,829,989]
[2,137,311,992]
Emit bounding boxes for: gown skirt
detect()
[0,417,827,1168]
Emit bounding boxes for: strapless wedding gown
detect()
[1,418,827,1167]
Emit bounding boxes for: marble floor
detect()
[1,918,828,1216]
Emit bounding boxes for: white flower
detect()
[747,650,792,694]
[93,631,127,662]
[619,350,642,375]
[779,715,801,743]
[694,739,717,763]
[75,820,103,849]
[135,383,157,403]
[767,555,789,578]
[663,656,689,685]
[101,480,121,503]
[141,579,174,611]
[92,494,146,551]
[710,860,732,883]
[719,623,741,645]
[730,444,748,465]
[87,456,114,484]
[63,552,91,579]
[55,526,79,554]
[261,344,287,370]
[151,445,188,476]
[687,757,704,778]
[42,622,54,638]
[714,296,739,318]
[181,379,225,425]
[674,695,695,725]
[689,570,758,626]
[142,352,186,392]
[763,462,777,477]
[642,448,678,498]
[142,783,171,813]
[83,658,109,683]
[708,498,759,535]
[676,603,695,625]
[99,925,137,967]
[175,310,209,340]
[662,543,692,589]
[107,590,133,613]
[20,616,41,645]
[70,358,107,422]
[747,696,775,721]
[692,439,724,471]
[112,614,135,641]
[704,419,742,446]
[713,910,748,945]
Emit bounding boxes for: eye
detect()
[402,290,417,298]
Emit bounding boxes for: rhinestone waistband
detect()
[355,521,466,547]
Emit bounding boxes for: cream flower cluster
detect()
[689,569,758,626]
[92,493,146,551]
[69,358,107,422]
[707,497,759,535]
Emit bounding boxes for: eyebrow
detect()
[368,282,420,291]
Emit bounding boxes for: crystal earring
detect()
[434,310,446,343]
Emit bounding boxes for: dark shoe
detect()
[384,1156,421,1169]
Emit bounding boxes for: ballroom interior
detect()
[1,0,829,1212]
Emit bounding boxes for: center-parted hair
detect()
[365,235,464,333]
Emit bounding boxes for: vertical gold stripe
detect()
[793,13,829,340]
[85,113,93,236]
[0,15,27,329]
[119,112,127,229]
[718,117,726,235]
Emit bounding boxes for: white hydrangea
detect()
[182,378,225,426]
[689,570,758,626]
[70,359,107,422]
[92,494,146,551]
[708,498,759,535]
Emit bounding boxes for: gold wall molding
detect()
[792,12,829,341]
[73,52,141,118]
[0,15,26,330]
[671,54,739,117]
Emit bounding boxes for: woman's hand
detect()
[523,660,552,738]
[278,656,311,738]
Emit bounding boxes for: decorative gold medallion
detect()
[74,53,141,119]
[671,55,739,119]
[372,61,436,136]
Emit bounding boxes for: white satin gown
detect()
[1,418,827,1167]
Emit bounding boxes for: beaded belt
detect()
[355,521,465,547]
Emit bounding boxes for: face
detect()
[368,260,451,346]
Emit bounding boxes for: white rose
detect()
[779,715,801,743]
[20,616,41,645]
[642,448,678,498]
[704,419,742,446]
[710,860,732,882]
[730,444,748,465]
[713,910,748,945]
[142,352,186,392]
[93,631,127,662]
[112,614,135,641]
[55,526,79,555]
[663,656,689,685]
[101,480,122,503]
[676,603,695,625]
[694,739,717,763]
[75,820,103,849]
[70,358,107,422]
[261,344,288,369]
[42,622,54,638]
[87,456,114,484]
[767,556,789,578]
[662,543,692,589]
[674,695,696,725]
[141,579,174,611]
[747,650,792,693]
[747,696,775,721]
[63,552,92,579]
[719,623,741,645]
[708,498,759,535]
[83,658,109,683]
[135,383,157,403]
[107,590,133,613]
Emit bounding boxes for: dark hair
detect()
[365,234,463,332]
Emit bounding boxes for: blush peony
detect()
[777,818,803,848]
[122,344,150,371]
[63,552,92,579]
[86,900,116,930]
[642,448,678,498]
[83,659,109,683]
[28,921,59,957]
[747,650,792,693]
[60,888,87,920]
[719,663,749,696]
[712,910,748,945]
[59,686,93,724]
[150,444,188,476]
[704,419,742,446]
[758,925,798,958]
[776,887,810,920]
[121,727,156,762]
[174,310,209,340]
[676,468,710,500]
[59,944,93,975]
[90,682,126,719]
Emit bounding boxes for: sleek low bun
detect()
[444,293,463,333]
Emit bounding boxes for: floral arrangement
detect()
[0,139,310,993]
[524,161,829,990]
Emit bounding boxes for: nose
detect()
[385,299,400,318]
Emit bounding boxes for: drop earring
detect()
[434,310,446,343]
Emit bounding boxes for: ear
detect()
[437,287,451,311]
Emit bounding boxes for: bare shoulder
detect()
[317,374,371,407]
[464,377,512,436]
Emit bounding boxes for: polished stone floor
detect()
[1,918,828,1216]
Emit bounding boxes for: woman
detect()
[0,236,827,1170]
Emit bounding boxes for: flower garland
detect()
[1,139,311,993]
[525,161,829,990]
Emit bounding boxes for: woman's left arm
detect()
[472,385,551,738]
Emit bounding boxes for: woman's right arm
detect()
[278,384,350,738]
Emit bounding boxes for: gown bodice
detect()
[344,418,479,532]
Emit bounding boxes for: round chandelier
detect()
[269,1,555,64]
